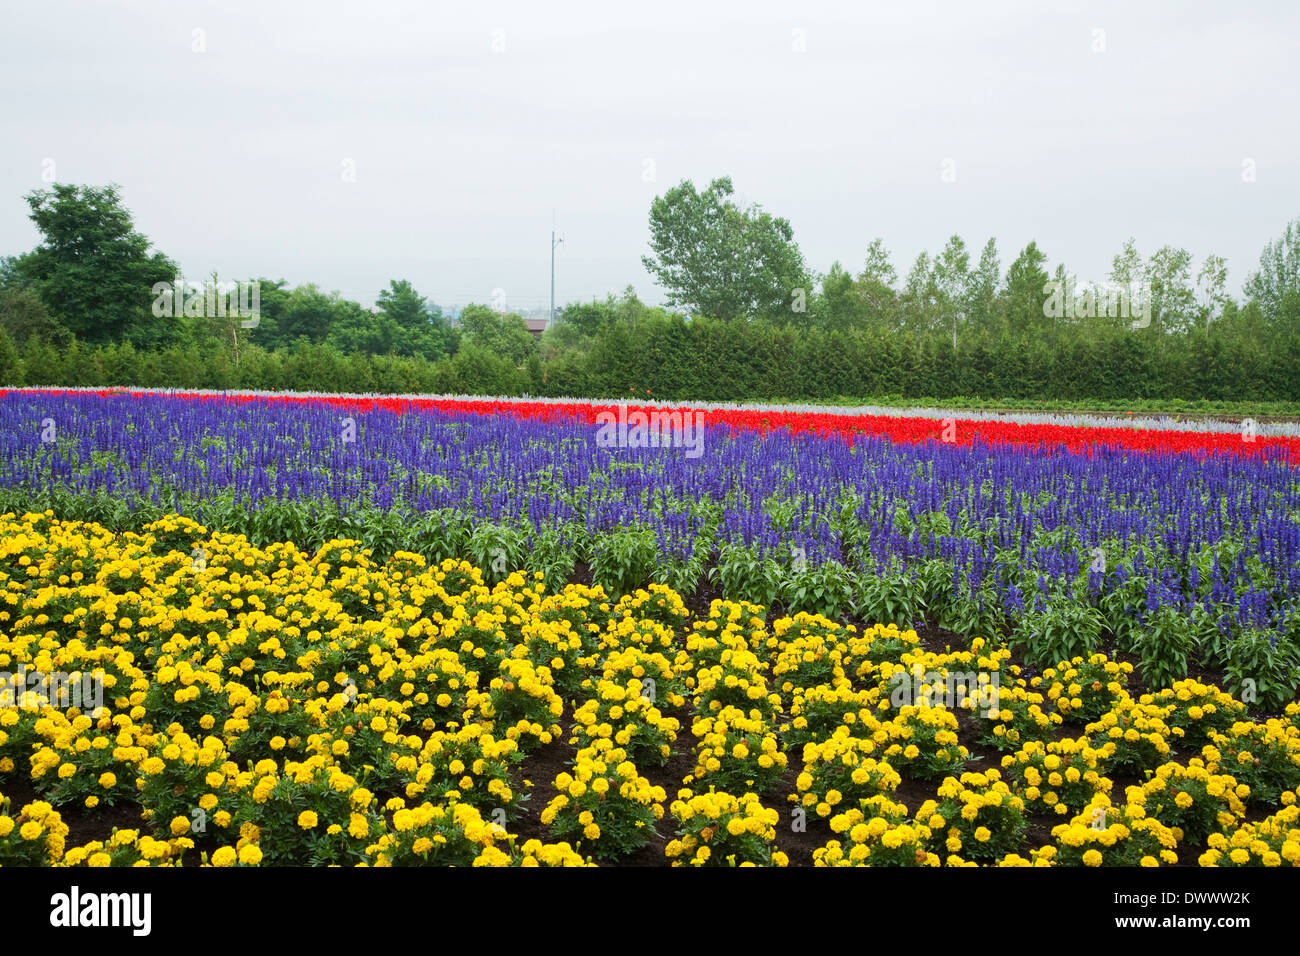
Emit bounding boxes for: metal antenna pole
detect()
[550,214,563,329]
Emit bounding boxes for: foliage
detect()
[13,184,177,348]
[642,176,809,322]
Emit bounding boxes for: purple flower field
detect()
[2,389,1297,690]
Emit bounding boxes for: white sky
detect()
[2,0,1296,311]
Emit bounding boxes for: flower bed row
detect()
[6,387,1298,461]
[2,514,1298,867]
[3,389,1297,700]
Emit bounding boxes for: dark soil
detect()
[2,775,148,849]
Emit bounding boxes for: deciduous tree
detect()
[642,177,809,322]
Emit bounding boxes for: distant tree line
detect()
[1,180,1298,402]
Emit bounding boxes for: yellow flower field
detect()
[1,512,1298,867]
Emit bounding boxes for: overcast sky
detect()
[2,0,1296,312]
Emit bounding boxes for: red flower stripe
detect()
[8,388,1297,463]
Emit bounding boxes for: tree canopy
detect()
[12,183,177,347]
[641,176,809,322]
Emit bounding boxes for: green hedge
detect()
[2,316,1297,403]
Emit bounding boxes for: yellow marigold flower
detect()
[238,844,263,865]
[297,810,319,829]
[210,846,238,867]
[19,821,42,841]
